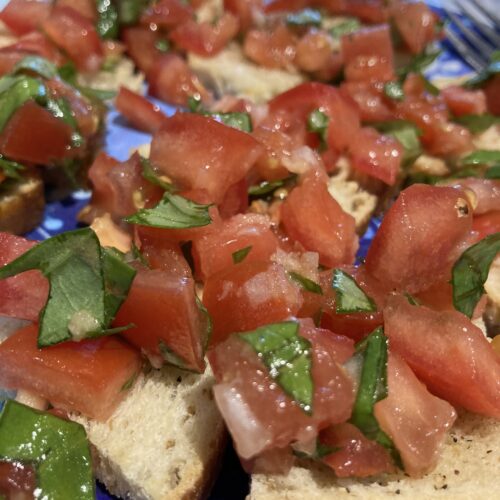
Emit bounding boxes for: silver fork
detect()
[443,0,500,71]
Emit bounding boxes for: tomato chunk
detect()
[0,324,142,421]
[150,113,263,204]
[122,26,163,74]
[0,32,65,66]
[384,295,500,418]
[0,461,36,499]
[441,86,487,117]
[472,210,500,239]
[140,0,193,29]
[0,0,51,35]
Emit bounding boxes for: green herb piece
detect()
[404,293,420,306]
[125,192,213,229]
[232,245,252,264]
[196,295,212,351]
[187,94,203,112]
[120,372,138,391]
[332,269,377,313]
[13,55,57,80]
[0,228,136,346]
[58,62,78,83]
[155,39,170,52]
[383,81,405,101]
[421,75,440,95]
[140,156,174,191]
[0,400,94,499]
[329,18,361,38]
[248,178,287,197]
[350,328,398,457]
[453,113,499,134]
[485,165,500,179]
[117,0,149,25]
[96,0,119,39]
[460,150,500,167]
[397,46,441,79]
[464,50,500,88]
[286,8,322,27]
[294,440,339,460]
[46,97,85,149]
[239,321,313,413]
[79,86,117,101]
[288,271,323,295]
[130,241,150,268]
[211,112,253,132]
[307,109,329,148]
[159,340,192,371]
[452,233,500,318]
[0,156,23,179]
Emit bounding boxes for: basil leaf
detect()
[155,39,170,52]
[397,47,441,79]
[58,62,78,85]
[46,97,85,149]
[79,86,117,101]
[0,156,23,179]
[383,81,405,101]
[140,156,175,191]
[420,75,440,96]
[307,109,328,148]
[121,372,138,391]
[464,50,500,88]
[350,328,398,459]
[332,269,377,313]
[211,112,253,132]
[404,293,420,306]
[239,321,313,413]
[232,245,252,264]
[0,400,94,500]
[452,233,500,318]
[288,271,323,295]
[248,178,287,197]
[329,18,361,39]
[196,295,212,352]
[125,192,213,229]
[96,0,119,39]
[159,340,194,371]
[460,150,500,167]
[13,55,57,79]
[453,113,499,134]
[485,165,500,179]
[0,228,136,346]
[286,8,322,27]
[117,0,149,25]
[188,94,203,112]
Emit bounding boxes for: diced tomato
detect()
[140,0,193,29]
[56,0,97,20]
[313,51,344,82]
[150,113,263,204]
[0,32,65,66]
[445,179,500,215]
[115,264,207,372]
[0,101,75,165]
[365,184,473,293]
[281,174,358,267]
[374,353,457,477]
[263,0,308,13]
[115,87,167,134]
[0,233,48,322]
[0,461,36,499]
[42,6,103,72]
[484,74,500,116]
[170,13,239,56]
[208,322,355,459]
[295,32,335,74]
[203,261,303,345]
[224,0,261,32]
[192,213,279,280]
[349,127,402,185]
[391,2,439,54]
[0,0,52,35]
[218,178,249,218]
[0,50,25,76]
[472,210,500,239]
[122,26,162,74]
[244,25,297,69]
[341,25,394,82]
[320,423,394,477]
[147,53,210,107]
[342,0,389,23]
[0,324,142,420]
[340,81,394,122]
[384,295,500,418]
[441,85,487,117]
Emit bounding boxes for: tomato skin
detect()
[441,86,487,117]
[0,32,65,66]
[0,324,142,420]
[472,210,500,239]
[384,295,500,419]
[42,6,103,72]
[115,87,167,134]
[0,0,52,35]
[0,461,36,499]
[224,0,260,32]
[295,31,333,73]
[123,26,163,74]
[0,101,75,165]
[150,113,263,204]
[140,0,193,29]
[365,184,473,293]
[340,81,394,123]
[281,175,358,268]
[484,74,500,116]
[342,0,388,23]
[56,0,97,20]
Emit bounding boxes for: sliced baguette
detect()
[250,411,500,499]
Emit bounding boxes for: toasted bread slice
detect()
[0,173,45,235]
[250,411,500,499]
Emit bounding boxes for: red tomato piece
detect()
[320,423,395,477]
[140,0,193,29]
[56,0,97,20]
[340,81,394,122]
[0,31,65,66]
[203,261,303,346]
[0,324,142,420]
[0,0,51,35]
[0,233,48,321]
[115,87,167,134]
[374,353,457,477]
[441,86,487,117]
[472,210,500,239]
[42,7,103,72]
[264,0,308,13]
[0,461,36,499]
[342,0,389,23]
[349,127,403,185]
[192,213,279,280]
[208,322,355,459]
[365,184,473,293]
[115,264,208,372]
[170,13,239,56]
[150,113,263,204]
[295,32,334,73]
[281,175,358,267]
[0,101,74,165]
[122,26,162,74]
[384,295,500,418]
[147,53,210,107]
[224,0,261,32]
[484,74,500,116]
[218,177,249,218]
[0,50,25,76]
[445,179,500,215]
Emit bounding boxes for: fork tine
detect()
[469,0,500,27]
[455,0,500,49]
[444,25,489,71]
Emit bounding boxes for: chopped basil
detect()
[383,81,405,101]
[307,109,328,149]
[117,0,149,25]
[155,39,171,52]
[452,233,500,318]
[239,321,313,413]
[286,8,322,27]
[248,178,287,197]
[332,269,377,313]
[79,86,117,101]
[46,97,85,149]
[404,293,420,306]
[464,50,500,88]
[421,75,440,96]
[288,271,323,295]
[159,340,192,371]
[453,113,499,134]
[0,156,23,180]
[13,55,57,80]
[232,245,252,264]
[196,295,212,352]
[329,18,361,39]
[0,400,94,499]
[125,192,213,229]
[187,94,203,112]
[0,228,136,346]
[485,165,500,179]
[397,46,441,79]
[140,156,175,191]
[96,0,119,40]
[120,372,138,391]
[460,150,500,167]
